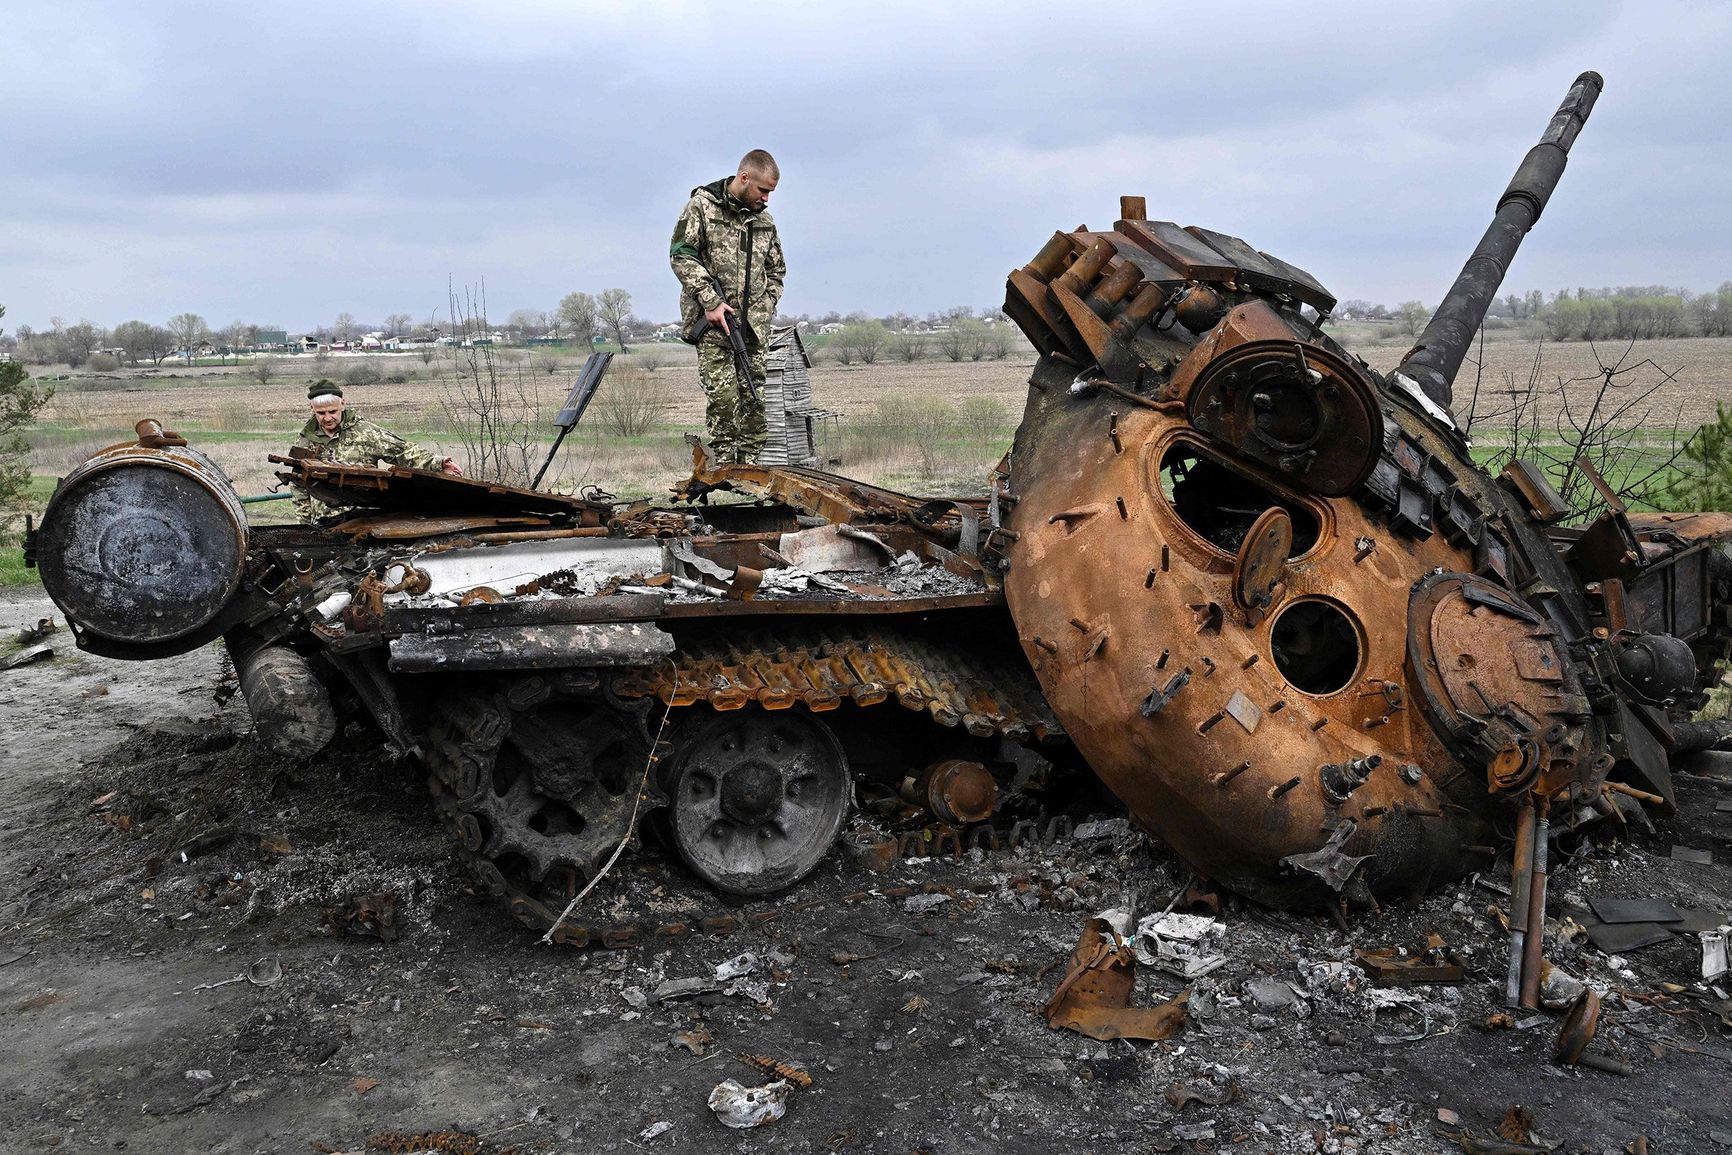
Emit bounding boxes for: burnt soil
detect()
[3,588,1732,1155]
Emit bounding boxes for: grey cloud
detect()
[1,0,1728,329]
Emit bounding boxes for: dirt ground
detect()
[5,584,1732,1155]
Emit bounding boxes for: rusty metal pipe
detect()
[1506,797,1536,1006]
[1520,796,1551,1010]
[1083,261,1142,314]
[1054,236,1114,296]
[1109,283,1168,338]
[1026,232,1075,281]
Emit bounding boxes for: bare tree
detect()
[44,318,104,368]
[557,291,597,348]
[598,288,633,353]
[593,365,673,437]
[440,280,542,486]
[1466,337,1687,517]
[937,319,986,362]
[333,312,355,342]
[168,313,208,364]
[384,312,413,337]
[506,309,549,341]
[113,320,175,367]
[225,320,251,362]
[250,354,279,388]
[1396,301,1431,339]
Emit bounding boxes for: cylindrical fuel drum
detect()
[36,439,248,649]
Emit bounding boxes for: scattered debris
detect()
[1165,1079,1239,1110]
[1586,921,1676,955]
[1355,931,1464,985]
[353,1076,382,1096]
[0,642,52,672]
[1131,910,1226,978]
[142,1076,244,1116]
[330,892,399,941]
[190,956,282,992]
[637,1121,673,1142]
[707,1079,790,1129]
[1554,991,1633,1076]
[15,617,55,645]
[1671,845,1715,865]
[1497,1104,1536,1144]
[1704,926,1731,982]
[653,952,770,1006]
[670,1027,712,1056]
[1589,898,1681,924]
[734,1053,813,1089]
[1043,914,1189,1042]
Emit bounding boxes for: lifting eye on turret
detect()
[1157,443,1319,557]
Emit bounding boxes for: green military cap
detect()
[308,380,343,400]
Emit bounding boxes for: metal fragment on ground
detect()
[1043,916,1189,1041]
[1589,898,1682,924]
[1585,922,1677,955]
[707,1078,790,1129]
[1355,932,1465,985]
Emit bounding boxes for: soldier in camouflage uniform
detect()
[291,380,461,520]
[669,149,786,464]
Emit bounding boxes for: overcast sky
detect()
[4,0,1728,333]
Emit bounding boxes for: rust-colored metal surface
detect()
[610,625,1062,743]
[270,454,609,523]
[1042,917,1190,1042]
[994,72,1724,911]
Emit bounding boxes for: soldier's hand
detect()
[441,457,463,477]
[705,301,735,334]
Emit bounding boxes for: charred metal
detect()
[21,75,1732,980]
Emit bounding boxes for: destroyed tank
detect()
[25,73,1732,949]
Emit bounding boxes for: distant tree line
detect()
[1336,282,1732,342]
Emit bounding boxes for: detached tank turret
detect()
[996,72,1732,941]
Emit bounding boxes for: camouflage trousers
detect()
[696,338,768,464]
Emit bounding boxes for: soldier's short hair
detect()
[738,150,779,181]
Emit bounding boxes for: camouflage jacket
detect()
[290,409,443,520]
[670,178,785,346]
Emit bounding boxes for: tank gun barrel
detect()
[1396,71,1602,410]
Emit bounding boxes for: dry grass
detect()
[19,335,1732,504]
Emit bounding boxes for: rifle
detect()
[682,276,760,405]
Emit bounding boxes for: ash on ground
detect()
[3,641,1732,1153]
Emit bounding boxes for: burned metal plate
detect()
[1588,898,1681,925]
[1585,921,1677,954]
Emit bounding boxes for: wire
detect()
[540,658,679,945]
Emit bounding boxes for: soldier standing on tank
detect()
[290,380,462,519]
[669,149,786,464]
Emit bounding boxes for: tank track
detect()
[421,624,1067,948]
[610,624,1065,743]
